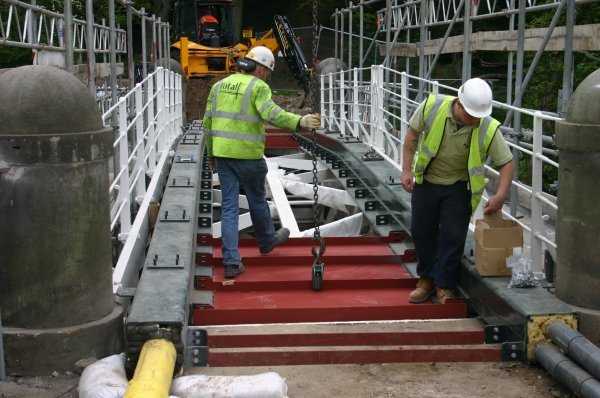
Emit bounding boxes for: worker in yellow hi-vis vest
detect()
[401,78,515,304]
[203,46,320,279]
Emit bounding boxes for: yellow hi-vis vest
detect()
[203,73,301,160]
[413,94,500,214]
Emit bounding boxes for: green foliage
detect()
[0,47,32,69]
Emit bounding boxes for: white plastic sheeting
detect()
[299,212,364,237]
[280,178,356,212]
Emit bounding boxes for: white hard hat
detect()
[458,78,493,118]
[246,46,275,71]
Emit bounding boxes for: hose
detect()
[124,339,177,398]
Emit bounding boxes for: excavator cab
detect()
[171,0,235,48]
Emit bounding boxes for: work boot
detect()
[260,228,290,254]
[224,263,245,279]
[436,287,456,304]
[408,277,435,303]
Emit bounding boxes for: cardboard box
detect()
[474,217,523,276]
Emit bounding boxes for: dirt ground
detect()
[0,361,575,397]
[183,78,310,125]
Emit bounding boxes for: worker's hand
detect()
[483,194,505,215]
[300,113,321,129]
[400,169,414,193]
[208,157,216,174]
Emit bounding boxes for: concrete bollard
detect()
[0,65,123,376]
[555,68,600,345]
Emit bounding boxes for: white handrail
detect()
[103,67,183,242]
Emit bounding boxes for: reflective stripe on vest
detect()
[206,77,261,123]
[414,94,499,213]
[206,75,266,159]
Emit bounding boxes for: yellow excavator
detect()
[170,0,311,92]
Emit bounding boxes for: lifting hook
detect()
[311,236,326,291]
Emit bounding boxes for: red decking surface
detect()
[192,235,501,366]
[192,236,468,325]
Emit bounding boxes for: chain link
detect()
[310,0,320,239]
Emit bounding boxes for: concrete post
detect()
[555,68,600,344]
[0,65,123,376]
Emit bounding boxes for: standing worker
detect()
[203,46,320,278]
[198,9,219,46]
[400,78,515,303]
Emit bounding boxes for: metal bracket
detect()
[198,203,211,213]
[198,217,212,228]
[376,214,391,225]
[484,324,524,344]
[184,345,208,367]
[160,209,191,223]
[386,176,402,186]
[400,249,417,263]
[365,200,381,211]
[180,136,201,145]
[355,189,373,199]
[199,190,212,201]
[175,155,197,163]
[168,178,194,188]
[346,178,360,188]
[147,254,185,269]
[501,341,525,361]
[361,149,383,161]
[338,134,362,143]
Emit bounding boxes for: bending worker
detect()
[203,46,320,278]
[400,78,515,304]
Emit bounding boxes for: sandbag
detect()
[78,354,129,398]
[170,372,289,398]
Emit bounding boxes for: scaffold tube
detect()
[534,342,600,398]
[124,339,177,398]
[546,320,600,380]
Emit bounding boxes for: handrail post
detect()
[352,68,360,140]
[339,70,346,138]
[328,73,334,132]
[134,84,146,202]
[371,65,385,149]
[146,76,157,172]
[400,72,408,143]
[118,99,132,238]
[531,112,545,277]
[320,74,325,130]
[156,68,166,155]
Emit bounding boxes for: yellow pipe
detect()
[124,339,177,398]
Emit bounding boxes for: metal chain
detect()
[310,0,320,239]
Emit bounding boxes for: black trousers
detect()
[410,180,471,289]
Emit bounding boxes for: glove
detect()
[208,157,216,174]
[299,113,321,129]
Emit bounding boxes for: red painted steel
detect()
[208,330,486,348]
[191,235,500,366]
[192,236,469,325]
[264,128,301,148]
[208,346,502,367]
